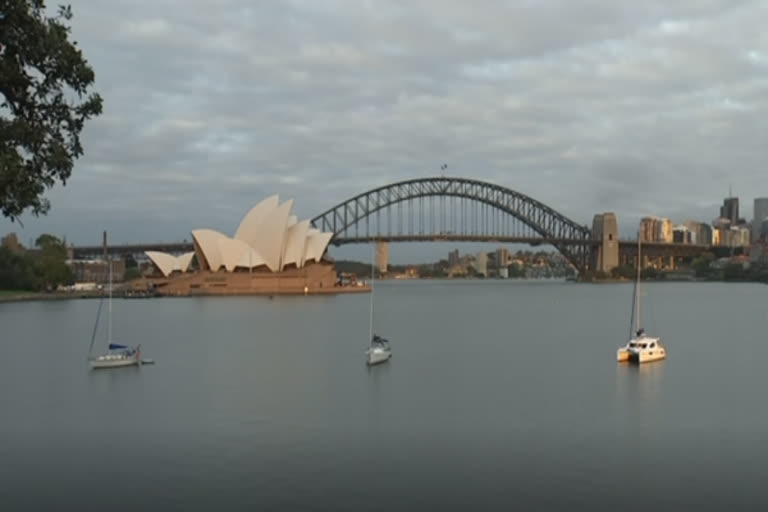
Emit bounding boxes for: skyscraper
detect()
[753,198,768,241]
[657,218,673,243]
[720,197,739,225]
[640,216,659,242]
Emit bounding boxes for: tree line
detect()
[0,234,73,291]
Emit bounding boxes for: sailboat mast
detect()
[108,255,113,343]
[369,243,374,345]
[636,228,642,332]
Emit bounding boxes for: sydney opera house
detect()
[138,195,356,296]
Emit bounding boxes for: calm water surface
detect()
[1,280,767,510]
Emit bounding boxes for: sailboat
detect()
[366,244,391,366]
[88,258,141,369]
[617,228,666,364]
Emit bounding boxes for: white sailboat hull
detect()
[366,347,391,366]
[629,347,666,364]
[89,353,140,369]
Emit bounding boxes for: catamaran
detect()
[366,245,391,366]
[88,258,142,369]
[617,229,666,364]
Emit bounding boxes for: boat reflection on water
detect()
[615,359,665,433]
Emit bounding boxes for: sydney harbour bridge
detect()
[70,177,711,277]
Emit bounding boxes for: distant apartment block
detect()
[68,259,126,283]
[495,247,510,269]
[474,251,488,277]
[639,216,673,242]
[447,249,460,267]
[639,216,659,242]
[658,218,673,243]
[720,196,739,225]
[753,198,768,241]
[732,225,751,246]
[682,221,712,245]
[1,232,25,255]
[673,225,692,244]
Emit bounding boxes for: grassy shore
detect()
[0,290,44,302]
[0,290,105,303]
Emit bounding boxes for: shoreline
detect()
[0,285,371,303]
[3,277,764,303]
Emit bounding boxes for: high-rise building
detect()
[448,249,460,267]
[732,226,751,247]
[639,216,673,243]
[495,247,510,269]
[683,221,708,245]
[720,197,739,225]
[753,198,768,241]
[658,218,673,243]
[673,225,692,244]
[1,232,25,255]
[474,251,488,277]
[712,217,731,246]
[640,216,659,242]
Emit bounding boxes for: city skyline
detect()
[2,1,768,265]
[3,187,768,265]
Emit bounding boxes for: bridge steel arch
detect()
[310,177,595,273]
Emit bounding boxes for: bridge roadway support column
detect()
[376,242,389,275]
[591,212,619,274]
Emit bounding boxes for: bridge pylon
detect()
[376,241,389,275]
[591,212,619,275]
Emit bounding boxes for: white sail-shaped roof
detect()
[177,251,195,272]
[281,219,310,270]
[303,231,333,264]
[145,251,195,277]
[184,196,335,274]
[217,237,261,272]
[248,199,293,272]
[233,194,279,242]
[191,229,230,271]
[300,227,319,267]
[236,246,267,269]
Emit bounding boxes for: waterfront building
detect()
[496,247,510,269]
[638,216,673,243]
[639,216,659,242]
[731,225,751,247]
[658,218,673,243]
[682,221,711,245]
[474,251,488,277]
[720,196,739,225]
[140,195,340,295]
[673,225,692,244]
[448,249,460,267]
[753,198,768,242]
[69,259,126,283]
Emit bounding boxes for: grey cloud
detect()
[2,0,768,258]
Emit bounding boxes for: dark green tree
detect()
[692,252,715,278]
[611,263,635,279]
[33,233,73,289]
[124,254,138,268]
[0,1,103,220]
[0,245,40,289]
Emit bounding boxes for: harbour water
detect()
[1,280,767,510]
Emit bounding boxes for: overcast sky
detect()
[2,0,768,263]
